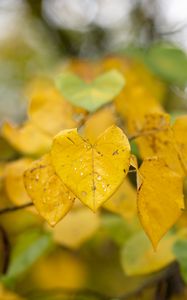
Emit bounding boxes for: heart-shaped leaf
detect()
[24,154,75,226]
[51,125,130,211]
[55,70,125,112]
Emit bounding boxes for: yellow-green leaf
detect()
[51,125,131,211]
[56,70,125,112]
[24,154,75,226]
[121,231,177,276]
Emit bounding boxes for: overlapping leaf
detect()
[24,154,75,226]
[28,78,86,136]
[51,125,131,211]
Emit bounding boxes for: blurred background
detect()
[1,2,187,299]
[1,0,187,123]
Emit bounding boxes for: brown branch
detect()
[118,263,184,300]
[0,226,10,274]
[0,202,33,215]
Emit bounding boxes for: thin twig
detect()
[0,226,10,274]
[0,202,33,215]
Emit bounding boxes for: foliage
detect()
[1,47,187,299]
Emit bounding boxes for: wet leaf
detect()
[51,125,131,211]
[24,154,75,226]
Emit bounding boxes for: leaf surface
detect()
[137,158,184,248]
[56,70,125,112]
[51,125,131,211]
[24,154,75,226]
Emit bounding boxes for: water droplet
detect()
[35,174,39,180]
[97,175,102,181]
[81,191,87,197]
[80,172,84,176]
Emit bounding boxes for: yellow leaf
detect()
[136,113,185,176]
[102,56,165,135]
[50,204,100,248]
[137,158,184,249]
[1,121,51,156]
[30,248,86,290]
[83,105,116,144]
[28,78,86,136]
[4,158,33,206]
[115,87,162,135]
[103,178,137,221]
[173,115,187,174]
[51,125,131,211]
[23,154,75,226]
[121,231,177,276]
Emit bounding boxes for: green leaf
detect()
[1,229,52,287]
[173,239,187,283]
[121,231,176,276]
[145,44,187,86]
[55,70,125,112]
